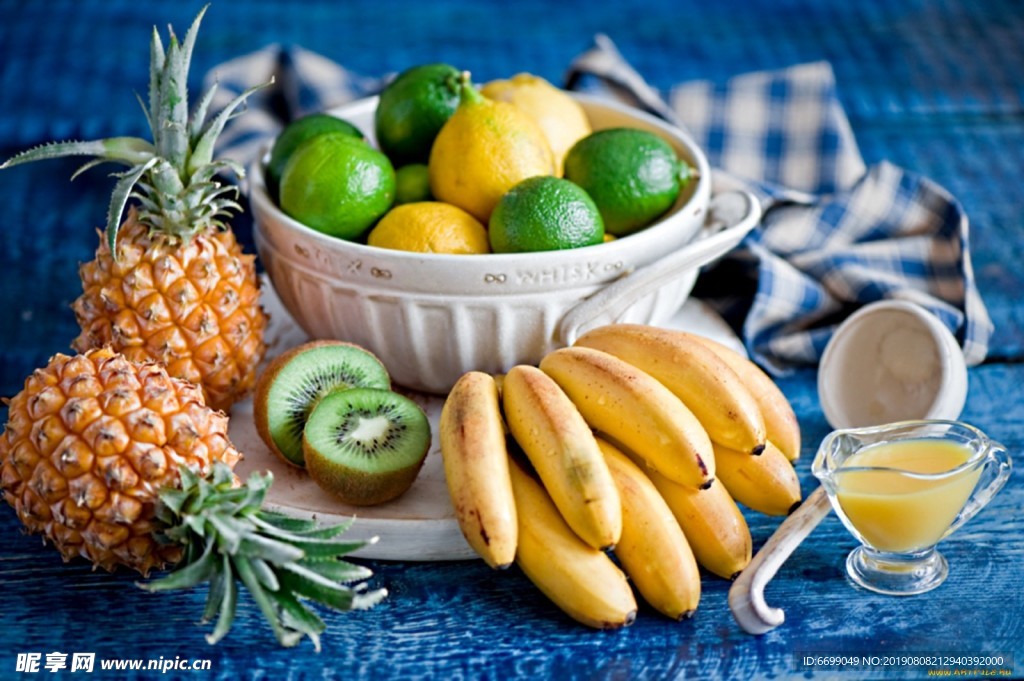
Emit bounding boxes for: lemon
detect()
[429,72,555,223]
[375,63,462,165]
[394,163,433,204]
[481,73,591,176]
[367,201,490,254]
[279,132,396,241]
[563,128,694,236]
[488,176,603,253]
[266,113,364,200]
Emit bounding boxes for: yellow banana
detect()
[688,334,802,461]
[539,346,714,489]
[502,364,621,550]
[598,438,701,620]
[714,440,802,516]
[576,324,767,455]
[439,371,518,568]
[642,460,752,579]
[508,457,637,630]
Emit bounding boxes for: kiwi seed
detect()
[302,387,431,506]
[254,340,391,467]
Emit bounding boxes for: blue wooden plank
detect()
[1,0,1023,678]
[1,364,1020,679]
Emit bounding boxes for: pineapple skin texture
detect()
[72,209,267,413]
[0,347,242,575]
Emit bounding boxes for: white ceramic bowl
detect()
[249,93,760,393]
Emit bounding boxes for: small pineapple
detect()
[1,347,239,574]
[0,348,386,647]
[1,5,267,413]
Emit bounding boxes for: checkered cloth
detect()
[207,38,993,373]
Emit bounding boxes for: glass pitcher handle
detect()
[945,443,1012,537]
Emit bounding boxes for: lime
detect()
[394,164,433,204]
[266,113,364,200]
[375,63,462,166]
[367,202,489,254]
[488,176,603,253]
[279,132,396,241]
[563,128,693,236]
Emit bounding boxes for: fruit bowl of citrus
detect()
[249,64,759,393]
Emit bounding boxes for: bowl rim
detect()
[248,91,713,265]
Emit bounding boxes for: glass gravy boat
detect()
[811,420,1012,596]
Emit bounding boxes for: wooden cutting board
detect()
[230,277,745,561]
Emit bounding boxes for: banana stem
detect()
[727,486,832,635]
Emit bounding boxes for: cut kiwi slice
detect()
[254,341,391,467]
[303,387,431,506]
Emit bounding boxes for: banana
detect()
[598,438,701,620]
[508,457,637,630]
[640,458,752,579]
[576,324,767,455]
[714,440,802,516]
[688,334,802,461]
[539,346,714,489]
[502,364,621,550]
[439,371,518,568]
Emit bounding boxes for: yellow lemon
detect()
[429,72,555,223]
[481,73,591,176]
[367,201,490,254]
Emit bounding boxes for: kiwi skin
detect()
[306,451,426,507]
[254,340,391,468]
[303,388,431,506]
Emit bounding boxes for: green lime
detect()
[266,113,364,200]
[563,128,693,236]
[375,63,462,165]
[279,132,396,241]
[394,164,433,204]
[488,176,604,253]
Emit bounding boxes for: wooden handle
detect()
[728,486,833,635]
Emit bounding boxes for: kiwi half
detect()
[254,341,391,467]
[303,387,431,506]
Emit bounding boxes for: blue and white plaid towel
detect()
[207,38,992,373]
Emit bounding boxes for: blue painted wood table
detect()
[1,1,1022,679]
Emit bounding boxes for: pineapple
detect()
[0,348,386,648]
[1,5,267,413]
[1,348,238,574]
[0,9,385,648]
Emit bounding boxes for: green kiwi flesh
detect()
[303,387,431,506]
[257,341,391,467]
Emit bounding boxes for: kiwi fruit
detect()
[303,387,431,506]
[254,340,391,467]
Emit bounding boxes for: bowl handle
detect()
[555,189,762,346]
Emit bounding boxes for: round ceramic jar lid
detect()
[817,300,968,429]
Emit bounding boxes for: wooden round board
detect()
[230,276,746,561]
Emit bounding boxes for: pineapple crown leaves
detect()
[0,4,272,255]
[141,462,387,650]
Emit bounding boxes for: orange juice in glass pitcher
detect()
[812,420,1011,596]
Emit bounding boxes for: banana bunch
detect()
[439,323,803,629]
